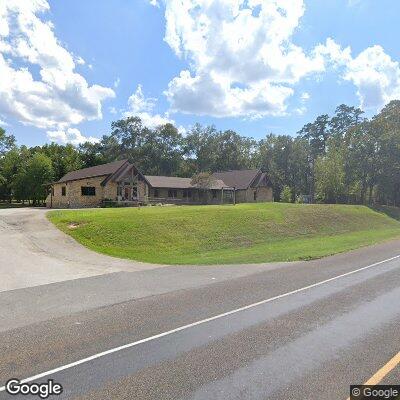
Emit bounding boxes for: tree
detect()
[211,130,256,171]
[139,123,184,176]
[0,128,17,201]
[0,127,15,156]
[79,141,107,168]
[256,134,291,200]
[40,143,82,181]
[184,124,219,172]
[329,104,364,144]
[0,147,26,201]
[344,121,380,204]
[370,101,400,205]
[191,172,217,204]
[15,153,54,204]
[183,124,256,173]
[315,145,346,203]
[107,117,185,175]
[298,114,330,202]
[255,134,308,201]
[280,186,292,203]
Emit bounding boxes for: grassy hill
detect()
[48,203,400,265]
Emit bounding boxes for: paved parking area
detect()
[0,208,164,292]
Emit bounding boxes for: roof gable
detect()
[57,159,129,183]
[212,169,261,190]
[251,172,269,187]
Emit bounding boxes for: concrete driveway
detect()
[0,208,277,294]
[0,208,166,292]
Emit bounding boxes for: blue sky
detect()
[1,0,400,147]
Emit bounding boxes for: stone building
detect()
[46,159,273,208]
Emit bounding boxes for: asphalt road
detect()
[0,209,399,399]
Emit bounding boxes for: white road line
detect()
[1,254,400,392]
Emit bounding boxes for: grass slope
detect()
[48,203,400,265]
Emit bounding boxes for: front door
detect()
[124,187,130,200]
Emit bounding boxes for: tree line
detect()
[1,100,400,205]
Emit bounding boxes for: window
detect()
[254,191,257,201]
[168,189,177,198]
[154,189,159,197]
[61,186,66,196]
[183,189,192,198]
[81,186,96,196]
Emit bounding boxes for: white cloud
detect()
[344,46,400,110]
[124,84,176,128]
[295,91,310,115]
[155,0,400,116]
[127,84,156,114]
[301,92,310,101]
[0,0,114,143]
[47,128,99,146]
[75,56,85,65]
[0,118,9,127]
[317,39,400,111]
[159,0,325,118]
[149,0,160,7]
[114,77,120,88]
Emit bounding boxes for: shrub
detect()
[280,186,293,203]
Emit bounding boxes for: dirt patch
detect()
[68,222,82,230]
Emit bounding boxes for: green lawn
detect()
[48,203,400,265]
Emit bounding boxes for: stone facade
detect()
[48,175,109,208]
[47,173,152,208]
[235,187,273,203]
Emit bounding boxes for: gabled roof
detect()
[251,171,269,187]
[57,159,129,183]
[145,175,229,190]
[212,169,261,190]
[101,162,144,186]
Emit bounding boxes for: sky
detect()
[1,0,400,147]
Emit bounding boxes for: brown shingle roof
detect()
[145,175,229,190]
[57,159,128,183]
[212,169,261,190]
[145,175,193,189]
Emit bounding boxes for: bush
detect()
[280,186,293,203]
